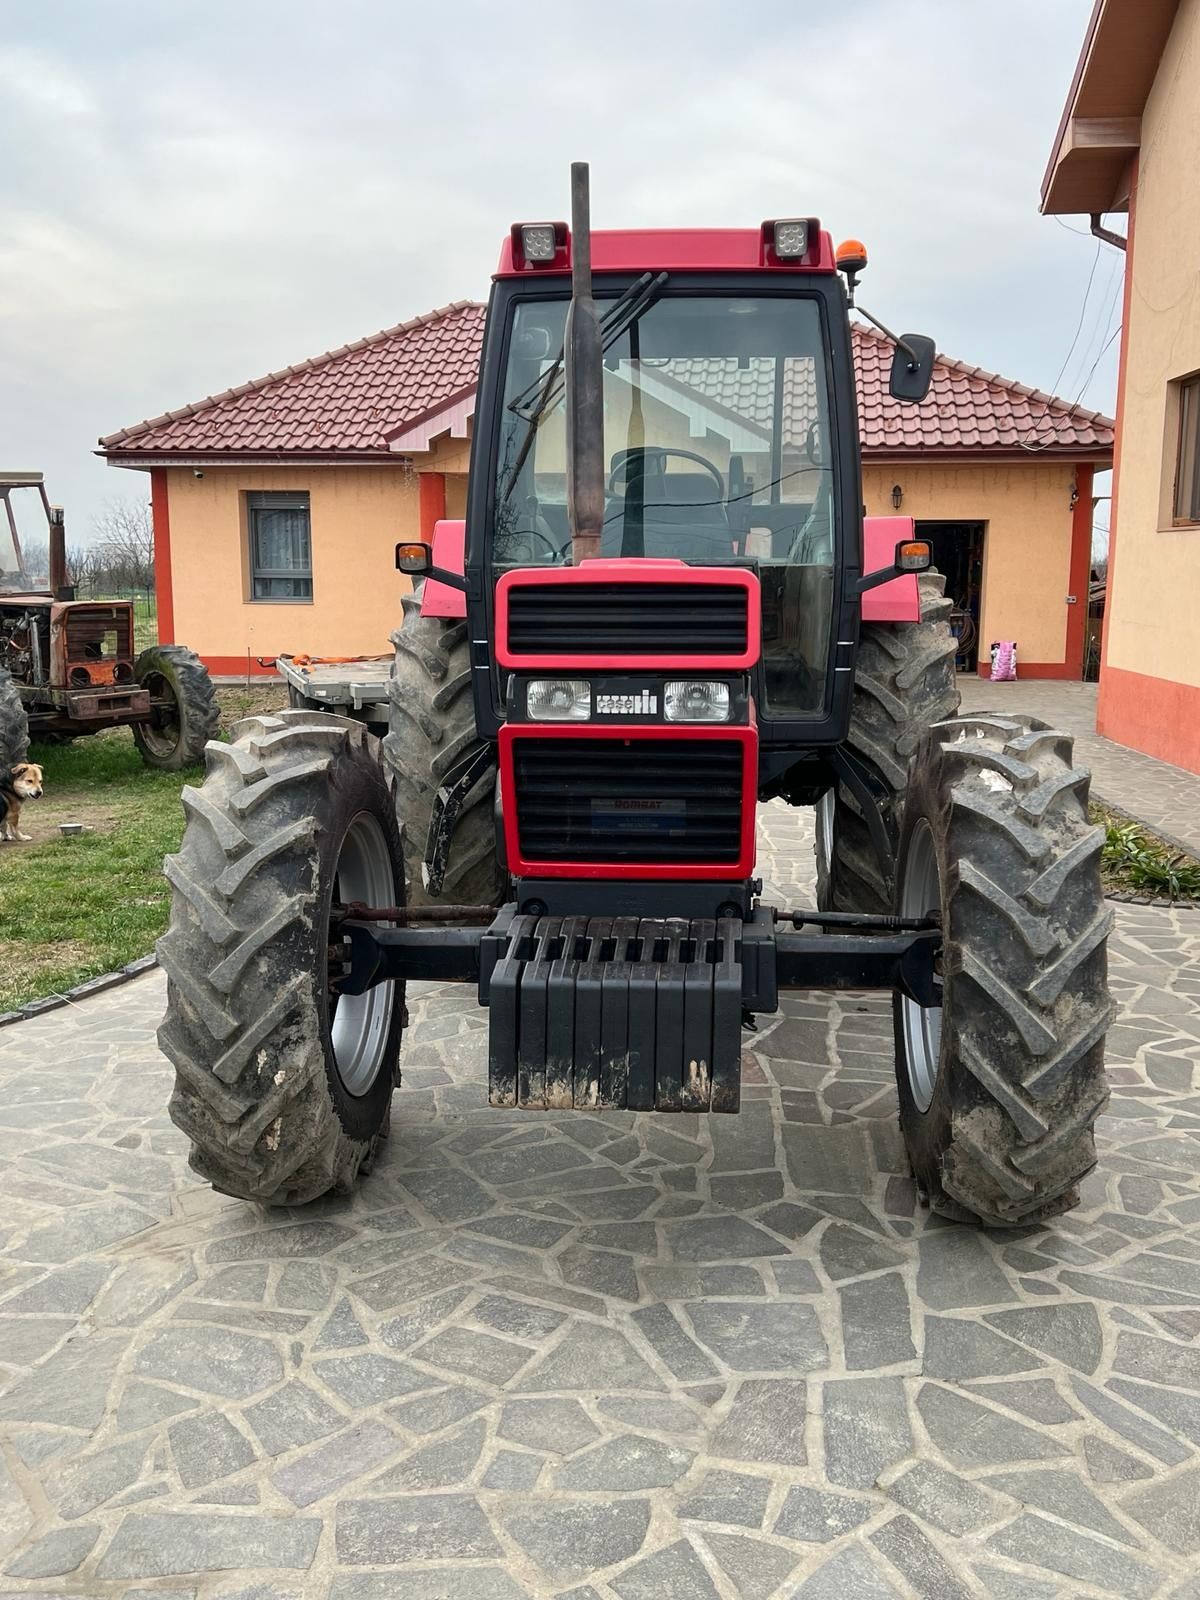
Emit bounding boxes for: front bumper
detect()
[334,904,940,1115]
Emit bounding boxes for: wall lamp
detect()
[891,484,903,510]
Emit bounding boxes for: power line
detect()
[1048,239,1102,401]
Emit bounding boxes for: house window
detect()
[1175,375,1200,524]
[248,491,312,600]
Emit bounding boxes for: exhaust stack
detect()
[565,162,605,565]
[48,505,71,599]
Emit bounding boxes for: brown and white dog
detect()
[0,762,44,842]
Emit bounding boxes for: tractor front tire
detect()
[133,644,221,771]
[158,711,405,1205]
[817,572,960,913]
[0,668,30,768]
[384,587,503,908]
[894,714,1114,1227]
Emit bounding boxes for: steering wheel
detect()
[608,446,725,499]
[493,519,568,565]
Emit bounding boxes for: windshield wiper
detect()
[500,271,669,503]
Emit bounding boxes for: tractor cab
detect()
[463,216,936,756]
[489,281,840,720]
[1,472,56,596]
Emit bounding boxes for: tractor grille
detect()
[64,605,133,666]
[513,736,745,864]
[505,582,749,658]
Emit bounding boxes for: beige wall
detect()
[167,466,419,665]
[863,461,1080,667]
[1105,0,1200,689]
[162,447,1082,675]
[165,443,469,667]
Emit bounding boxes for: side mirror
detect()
[395,540,468,592]
[889,335,936,404]
[858,538,932,595]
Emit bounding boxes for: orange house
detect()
[100,303,1111,679]
[1042,0,1200,771]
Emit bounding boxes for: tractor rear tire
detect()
[158,710,405,1205]
[383,587,504,908]
[817,572,960,913]
[132,644,221,771]
[0,669,30,768]
[894,713,1113,1227]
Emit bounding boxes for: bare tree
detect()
[87,498,155,594]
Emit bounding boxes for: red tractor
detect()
[158,167,1112,1227]
[0,473,218,771]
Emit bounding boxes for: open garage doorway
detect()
[916,520,985,673]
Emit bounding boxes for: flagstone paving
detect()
[1,804,1199,1597]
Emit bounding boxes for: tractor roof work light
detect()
[760,217,820,267]
[511,221,569,269]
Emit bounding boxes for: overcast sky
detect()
[1,0,1118,551]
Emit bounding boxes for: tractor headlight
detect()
[526,677,591,720]
[664,680,731,722]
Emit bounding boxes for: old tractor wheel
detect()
[132,644,221,772]
[817,572,960,913]
[157,711,405,1205]
[894,714,1114,1227]
[0,668,30,768]
[383,586,504,908]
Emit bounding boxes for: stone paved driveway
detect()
[2,808,1200,1599]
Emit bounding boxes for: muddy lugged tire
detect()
[383,587,503,908]
[0,669,29,768]
[817,572,960,913]
[158,711,405,1205]
[133,644,221,771]
[894,713,1114,1227]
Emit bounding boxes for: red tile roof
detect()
[852,322,1113,457]
[99,301,487,460]
[100,305,1113,463]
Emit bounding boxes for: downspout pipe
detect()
[1090,213,1127,251]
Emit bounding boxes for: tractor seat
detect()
[601,472,732,560]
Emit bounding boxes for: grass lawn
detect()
[0,684,286,1014]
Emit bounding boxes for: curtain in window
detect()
[249,492,312,598]
[253,508,311,573]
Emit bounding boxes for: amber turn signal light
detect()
[897,539,932,572]
[395,542,432,574]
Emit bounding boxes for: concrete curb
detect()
[0,954,160,1029]
[1092,788,1200,870]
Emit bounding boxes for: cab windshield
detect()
[492,292,837,714]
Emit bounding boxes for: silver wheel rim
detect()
[899,817,943,1113]
[816,788,835,878]
[330,812,396,1096]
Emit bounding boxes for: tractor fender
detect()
[419,519,467,619]
[861,515,921,624]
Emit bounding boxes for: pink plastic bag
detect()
[990,640,1018,681]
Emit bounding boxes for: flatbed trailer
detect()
[276,653,391,734]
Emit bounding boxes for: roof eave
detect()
[1040,0,1180,215]
[863,445,1114,465]
[99,448,412,469]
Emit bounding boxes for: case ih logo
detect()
[596,691,658,715]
